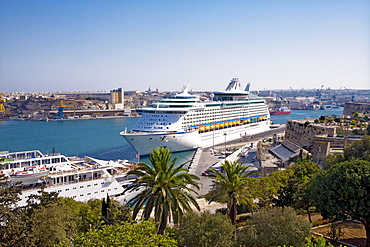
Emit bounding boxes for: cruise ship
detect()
[0,150,139,206]
[121,78,270,155]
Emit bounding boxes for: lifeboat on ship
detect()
[10,166,49,184]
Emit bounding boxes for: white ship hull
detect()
[121,78,271,156]
[122,120,270,155]
[1,150,139,207]
[122,131,201,155]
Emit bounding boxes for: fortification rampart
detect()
[285,120,336,150]
[343,102,370,116]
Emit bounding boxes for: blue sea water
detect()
[270,107,343,125]
[0,107,343,163]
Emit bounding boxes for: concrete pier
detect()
[189,125,286,196]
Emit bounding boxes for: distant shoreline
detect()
[0,115,138,122]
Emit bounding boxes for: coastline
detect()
[0,115,137,122]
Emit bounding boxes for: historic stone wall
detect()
[312,135,362,166]
[285,120,336,150]
[343,102,370,116]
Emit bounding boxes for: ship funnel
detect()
[245,83,250,92]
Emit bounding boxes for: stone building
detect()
[285,120,362,166]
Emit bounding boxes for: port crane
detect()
[343,87,355,102]
[51,100,76,119]
[316,85,324,101]
[0,93,6,116]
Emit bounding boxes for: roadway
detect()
[189,125,286,196]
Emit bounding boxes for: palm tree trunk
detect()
[157,208,168,235]
[307,207,312,223]
[228,198,237,225]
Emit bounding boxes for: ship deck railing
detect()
[20,174,128,192]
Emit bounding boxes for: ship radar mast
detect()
[179,81,190,95]
[225,78,241,91]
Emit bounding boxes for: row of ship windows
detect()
[183,111,267,124]
[185,107,266,118]
[58,187,118,194]
[4,157,69,169]
[137,126,168,130]
[54,180,104,186]
[142,106,266,119]
[141,119,167,122]
[137,122,171,125]
[185,117,268,132]
[145,115,168,117]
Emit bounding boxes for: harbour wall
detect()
[343,102,370,116]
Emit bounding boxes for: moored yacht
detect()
[0,150,139,206]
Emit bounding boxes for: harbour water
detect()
[0,107,343,163]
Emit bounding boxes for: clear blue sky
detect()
[0,0,369,92]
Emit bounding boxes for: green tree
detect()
[73,221,177,247]
[304,236,337,247]
[324,135,370,169]
[309,160,370,247]
[323,153,346,170]
[0,174,25,247]
[13,189,78,246]
[343,135,370,161]
[24,202,77,246]
[124,147,200,235]
[175,210,236,247]
[273,160,320,222]
[238,207,312,247]
[248,168,293,209]
[206,161,259,224]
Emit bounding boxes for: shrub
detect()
[238,207,312,247]
[175,211,236,247]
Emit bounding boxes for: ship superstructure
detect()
[0,150,138,206]
[121,78,270,155]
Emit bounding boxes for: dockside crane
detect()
[0,93,6,116]
[51,100,76,119]
[343,87,355,102]
[316,85,324,101]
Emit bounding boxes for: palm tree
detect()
[207,160,259,225]
[124,147,200,235]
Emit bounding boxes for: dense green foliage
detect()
[175,210,236,247]
[309,159,370,246]
[124,147,200,234]
[248,168,293,208]
[325,135,370,169]
[0,174,24,247]
[4,138,370,246]
[205,160,259,224]
[274,160,321,222]
[73,221,177,247]
[238,207,312,247]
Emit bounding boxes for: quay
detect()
[189,125,286,196]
